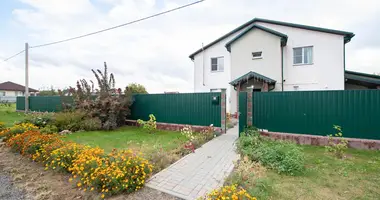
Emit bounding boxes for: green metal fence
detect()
[130,93,221,127]
[252,90,380,140]
[16,92,222,127]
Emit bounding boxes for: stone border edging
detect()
[259,131,380,150]
[125,120,222,133]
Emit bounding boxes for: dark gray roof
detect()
[0,81,38,92]
[345,71,380,85]
[189,18,355,60]
[225,24,288,52]
[229,71,276,86]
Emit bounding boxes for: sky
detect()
[0,0,380,93]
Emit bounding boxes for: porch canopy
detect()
[229,71,276,88]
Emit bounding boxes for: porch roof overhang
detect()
[345,70,380,88]
[229,71,276,86]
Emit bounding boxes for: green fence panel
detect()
[253,90,380,140]
[129,92,222,127]
[29,96,63,112]
[238,92,247,135]
[16,96,25,111]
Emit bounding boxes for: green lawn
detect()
[0,104,25,127]
[64,126,187,153]
[229,145,380,200]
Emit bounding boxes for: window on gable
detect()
[293,46,313,65]
[252,51,262,59]
[211,57,224,72]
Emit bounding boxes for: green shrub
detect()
[40,124,59,134]
[80,117,102,131]
[137,114,157,133]
[20,112,54,128]
[53,111,86,132]
[237,128,305,175]
[325,125,348,159]
[0,122,5,131]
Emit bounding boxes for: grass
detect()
[228,145,380,200]
[64,126,187,153]
[0,104,25,127]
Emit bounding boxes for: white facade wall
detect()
[0,90,24,97]
[192,21,346,113]
[229,29,283,113]
[193,28,250,112]
[256,22,345,91]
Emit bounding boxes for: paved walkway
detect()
[146,126,239,200]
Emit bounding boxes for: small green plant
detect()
[137,114,157,133]
[325,125,348,159]
[40,124,59,134]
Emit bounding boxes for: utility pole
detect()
[25,43,29,112]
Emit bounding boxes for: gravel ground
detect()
[0,174,26,200]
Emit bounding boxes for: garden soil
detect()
[0,143,180,200]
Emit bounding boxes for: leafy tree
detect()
[38,87,58,96]
[125,83,148,94]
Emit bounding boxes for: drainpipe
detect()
[202,43,205,86]
[281,46,284,91]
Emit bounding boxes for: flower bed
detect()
[201,184,256,200]
[4,129,153,198]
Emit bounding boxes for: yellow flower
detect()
[77,182,82,187]
[69,178,73,182]
[101,194,105,199]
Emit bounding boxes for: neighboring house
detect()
[0,81,38,102]
[189,18,380,114]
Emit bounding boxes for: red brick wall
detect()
[126,120,221,133]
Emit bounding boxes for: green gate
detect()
[238,92,247,136]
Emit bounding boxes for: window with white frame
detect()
[1,91,5,96]
[293,46,313,65]
[211,57,224,72]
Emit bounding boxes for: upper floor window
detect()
[211,57,224,72]
[293,46,313,65]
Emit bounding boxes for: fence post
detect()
[247,91,253,127]
[221,89,227,133]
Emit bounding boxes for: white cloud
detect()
[1,0,380,92]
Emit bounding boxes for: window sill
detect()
[293,63,314,66]
[211,70,224,73]
[252,57,263,60]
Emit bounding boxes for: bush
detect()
[237,129,305,175]
[201,184,256,200]
[53,111,86,131]
[4,129,153,198]
[70,149,153,197]
[40,124,59,134]
[325,125,348,159]
[6,131,61,156]
[20,112,54,128]
[0,123,39,141]
[137,114,157,133]
[80,117,102,131]
[148,146,180,173]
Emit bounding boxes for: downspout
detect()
[343,41,346,89]
[281,46,284,91]
[202,43,205,86]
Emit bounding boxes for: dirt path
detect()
[0,143,181,200]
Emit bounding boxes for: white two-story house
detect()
[189,18,361,114]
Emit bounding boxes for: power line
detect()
[30,0,204,49]
[1,0,204,62]
[2,50,25,62]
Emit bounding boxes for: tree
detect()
[38,86,58,96]
[69,62,133,130]
[125,83,148,94]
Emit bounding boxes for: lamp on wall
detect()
[293,85,299,90]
